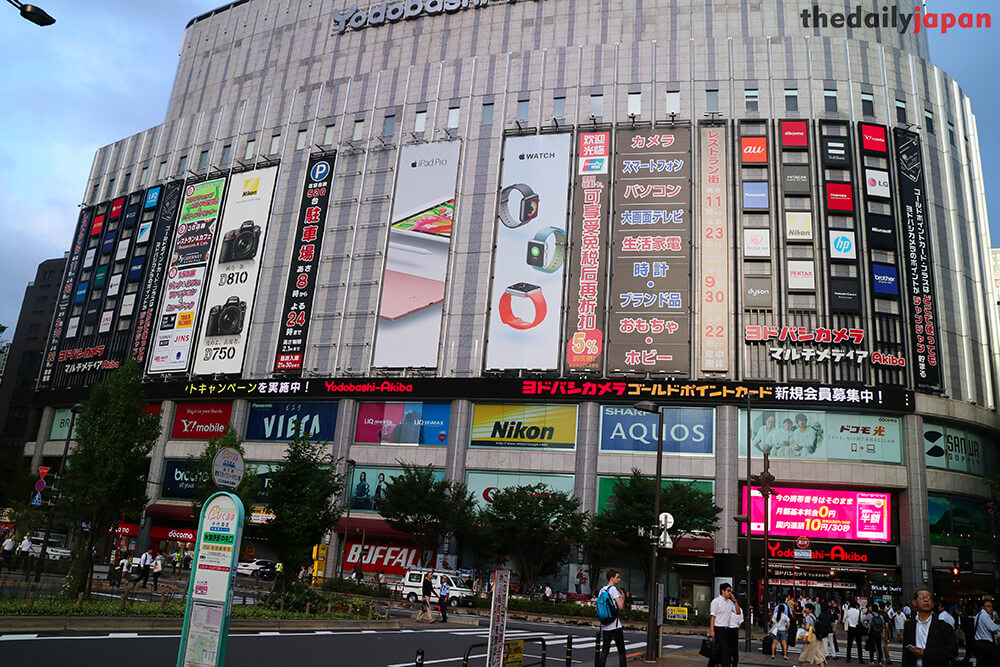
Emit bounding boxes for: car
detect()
[400,569,475,607]
[28,537,71,560]
[236,559,276,577]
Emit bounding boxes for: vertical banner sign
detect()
[698,126,730,373]
[486,569,511,667]
[485,133,572,371]
[893,129,941,389]
[373,141,461,367]
[177,492,244,667]
[39,208,91,388]
[274,155,335,372]
[565,131,611,371]
[149,178,227,374]
[131,182,183,365]
[608,127,692,374]
[194,167,279,375]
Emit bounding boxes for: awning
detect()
[673,537,714,557]
[145,502,195,522]
[336,516,411,540]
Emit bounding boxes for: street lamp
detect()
[4,0,55,26]
[633,400,664,662]
[336,459,357,579]
[750,446,776,621]
[34,402,82,583]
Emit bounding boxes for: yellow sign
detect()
[242,177,260,197]
[177,312,194,328]
[666,606,689,621]
[503,639,524,666]
[312,544,328,561]
[470,404,578,449]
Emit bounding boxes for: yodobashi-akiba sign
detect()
[894,128,941,389]
[743,486,892,542]
[171,402,233,439]
[333,0,493,33]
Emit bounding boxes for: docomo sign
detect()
[151,526,196,541]
[742,486,892,542]
[781,120,808,148]
[343,540,421,576]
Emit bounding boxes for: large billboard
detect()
[893,128,941,389]
[470,403,577,449]
[353,401,450,446]
[466,470,575,508]
[171,402,233,440]
[485,133,572,371]
[245,401,339,442]
[148,177,227,373]
[346,464,445,511]
[698,126,730,373]
[373,141,461,368]
[565,131,611,371]
[742,486,892,542]
[607,127,692,374]
[193,167,279,375]
[737,409,902,464]
[923,422,985,475]
[598,405,714,454]
[274,156,335,372]
[597,477,713,513]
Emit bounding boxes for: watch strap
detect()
[531,226,567,273]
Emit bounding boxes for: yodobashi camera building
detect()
[29,0,1000,603]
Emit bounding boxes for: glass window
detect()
[705,89,718,113]
[948,122,955,146]
[122,172,131,192]
[861,93,874,117]
[198,150,209,170]
[590,94,603,118]
[552,96,565,119]
[268,134,281,154]
[104,176,115,199]
[382,114,395,137]
[158,161,168,180]
[628,92,641,116]
[220,145,231,166]
[296,128,308,150]
[352,119,364,141]
[481,102,494,125]
[784,89,798,112]
[91,183,100,202]
[824,89,837,112]
[896,100,907,124]
[244,137,256,160]
[176,155,187,175]
[665,91,680,116]
[139,166,149,186]
[323,124,336,145]
[516,100,529,122]
[448,106,460,128]
[924,110,935,134]
[413,111,427,133]
[745,89,758,112]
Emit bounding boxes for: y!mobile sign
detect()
[485,133,572,371]
[148,178,227,374]
[274,156,335,372]
[194,167,279,376]
[565,131,611,371]
[743,487,892,542]
[373,141,461,368]
[172,402,233,439]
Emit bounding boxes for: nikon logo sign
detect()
[334,0,509,34]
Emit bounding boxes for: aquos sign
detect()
[333,0,501,33]
[599,406,714,454]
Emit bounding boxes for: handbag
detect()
[795,626,811,643]
[770,624,779,637]
[699,637,720,660]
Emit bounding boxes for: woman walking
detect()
[797,602,827,667]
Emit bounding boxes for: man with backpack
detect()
[816,601,838,661]
[709,582,744,667]
[596,569,626,667]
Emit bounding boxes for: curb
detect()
[0,617,400,633]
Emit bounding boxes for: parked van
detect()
[400,569,475,607]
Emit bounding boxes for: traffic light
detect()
[951,566,959,576]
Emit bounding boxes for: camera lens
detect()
[218,301,244,335]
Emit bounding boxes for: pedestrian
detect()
[894,603,906,643]
[543,582,552,601]
[183,549,192,570]
[901,589,958,667]
[815,601,838,662]
[437,576,450,623]
[18,535,32,571]
[771,600,791,659]
[597,569,626,667]
[970,598,1000,666]
[353,563,363,583]
[299,565,311,583]
[797,602,826,667]
[874,602,891,665]
[709,582,743,667]
[844,600,864,663]
[139,547,154,588]
[151,551,164,592]
[119,550,132,587]
[863,603,884,665]
[172,550,180,574]
[829,601,842,657]
[1,532,15,570]
[415,571,434,622]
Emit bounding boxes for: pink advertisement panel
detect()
[741,486,891,542]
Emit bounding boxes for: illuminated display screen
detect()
[742,486,892,542]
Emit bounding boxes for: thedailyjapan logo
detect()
[799,5,991,35]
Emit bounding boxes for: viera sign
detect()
[333,0,507,33]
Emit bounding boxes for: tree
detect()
[377,462,477,568]
[484,484,586,596]
[60,359,161,596]
[261,436,344,591]
[187,428,259,515]
[592,469,721,600]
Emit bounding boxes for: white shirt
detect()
[599,584,623,631]
[845,607,861,628]
[19,538,31,553]
[914,613,933,667]
[895,609,906,630]
[2,537,14,552]
[711,594,744,628]
[974,609,1000,640]
[937,610,955,628]
[140,552,153,567]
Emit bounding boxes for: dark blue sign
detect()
[872,263,899,297]
[127,257,145,281]
[74,282,89,303]
[161,459,200,499]
[742,181,769,210]
[123,203,140,228]
[144,186,161,209]
[245,402,339,442]
[101,231,116,255]
[599,406,714,454]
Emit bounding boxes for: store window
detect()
[784,89,798,112]
[861,93,874,117]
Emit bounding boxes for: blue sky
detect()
[0,0,996,338]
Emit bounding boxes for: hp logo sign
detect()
[833,235,853,254]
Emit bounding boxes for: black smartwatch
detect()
[499,183,540,228]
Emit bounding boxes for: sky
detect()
[0,0,997,340]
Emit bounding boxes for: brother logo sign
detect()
[334,0,512,34]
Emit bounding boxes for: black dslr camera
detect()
[220,220,260,263]
[207,296,246,336]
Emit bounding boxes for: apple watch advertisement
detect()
[486,133,572,371]
[372,140,461,369]
[193,166,278,376]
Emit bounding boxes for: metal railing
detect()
[459,637,548,666]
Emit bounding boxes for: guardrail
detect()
[459,636,548,666]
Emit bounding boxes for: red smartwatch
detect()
[498,282,547,330]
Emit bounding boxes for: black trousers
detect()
[846,626,865,662]
[866,633,883,664]
[437,597,448,622]
[973,639,998,666]
[598,627,627,667]
[709,627,739,667]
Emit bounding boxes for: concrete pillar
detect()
[324,398,357,581]
[715,405,741,555]
[899,413,931,596]
[444,399,471,483]
[29,406,56,469]
[574,401,600,515]
[138,400,176,552]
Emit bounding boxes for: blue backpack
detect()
[596,586,618,624]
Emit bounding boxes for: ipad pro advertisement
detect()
[485,133,572,371]
[373,141,461,368]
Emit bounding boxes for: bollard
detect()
[387,598,392,620]
[414,648,425,666]
[280,599,285,612]
[306,602,311,615]
[565,634,573,667]
[595,629,602,663]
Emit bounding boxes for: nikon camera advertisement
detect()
[194,167,278,375]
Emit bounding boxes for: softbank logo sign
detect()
[799,5,991,35]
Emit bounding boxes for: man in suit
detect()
[901,589,957,667]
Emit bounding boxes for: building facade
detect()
[30,0,999,605]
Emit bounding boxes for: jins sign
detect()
[171,402,233,439]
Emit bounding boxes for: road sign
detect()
[794,535,811,550]
[211,447,245,491]
[31,492,42,506]
[38,466,50,479]
[35,479,46,492]
[659,512,674,530]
